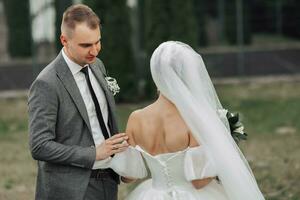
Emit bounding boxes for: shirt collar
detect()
[61,48,86,75]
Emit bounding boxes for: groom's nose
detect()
[89,44,99,56]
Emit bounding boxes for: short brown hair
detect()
[61,4,100,36]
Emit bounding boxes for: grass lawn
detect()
[0,81,299,200]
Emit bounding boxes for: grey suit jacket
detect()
[28,52,119,200]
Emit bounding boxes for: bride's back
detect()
[127,95,192,155]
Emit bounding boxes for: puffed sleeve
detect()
[101,146,148,179]
[184,146,217,181]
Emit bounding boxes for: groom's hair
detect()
[61,4,100,37]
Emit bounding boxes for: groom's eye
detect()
[79,43,92,48]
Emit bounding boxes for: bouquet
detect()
[226,111,248,144]
[216,109,248,183]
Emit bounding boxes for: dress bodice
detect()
[105,145,228,200]
[136,146,195,191]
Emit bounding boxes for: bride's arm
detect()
[188,132,215,189]
[192,178,215,189]
[102,111,147,181]
[120,176,135,183]
[120,111,140,183]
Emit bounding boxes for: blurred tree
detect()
[84,0,136,102]
[144,0,170,55]
[282,0,300,38]
[251,0,276,33]
[193,0,208,46]
[144,0,198,52]
[3,0,32,57]
[251,0,299,38]
[54,0,73,53]
[130,0,147,100]
[143,0,198,98]
[169,0,197,48]
[84,0,108,23]
[143,0,170,98]
[224,0,252,45]
[137,0,145,50]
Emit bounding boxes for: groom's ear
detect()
[60,35,68,47]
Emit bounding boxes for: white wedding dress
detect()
[106,145,229,200]
[103,41,265,200]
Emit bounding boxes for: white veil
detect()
[150,41,265,200]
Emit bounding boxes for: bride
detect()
[103,41,265,199]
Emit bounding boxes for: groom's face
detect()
[61,22,101,67]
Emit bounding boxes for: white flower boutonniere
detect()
[105,77,120,95]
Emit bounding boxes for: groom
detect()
[28,4,128,200]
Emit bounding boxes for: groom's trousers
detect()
[84,169,118,200]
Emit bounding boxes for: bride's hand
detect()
[120,176,136,183]
[191,177,215,189]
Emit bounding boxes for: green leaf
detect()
[232,132,247,140]
[232,122,243,129]
[228,113,239,124]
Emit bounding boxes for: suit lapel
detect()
[55,53,92,134]
[90,63,112,99]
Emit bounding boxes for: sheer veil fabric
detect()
[150,41,265,200]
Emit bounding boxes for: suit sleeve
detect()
[28,79,96,169]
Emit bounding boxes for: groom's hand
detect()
[95,133,129,160]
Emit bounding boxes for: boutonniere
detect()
[218,109,248,144]
[105,76,120,95]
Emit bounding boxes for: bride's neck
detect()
[156,93,176,108]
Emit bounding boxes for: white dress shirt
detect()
[62,49,112,168]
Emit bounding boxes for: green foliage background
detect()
[3,0,32,57]
[84,0,136,102]
[54,0,73,52]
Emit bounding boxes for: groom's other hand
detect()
[95,133,129,160]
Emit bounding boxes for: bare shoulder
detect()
[126,109,143,145]
[130,104,155,119]
[127,109,143,124]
